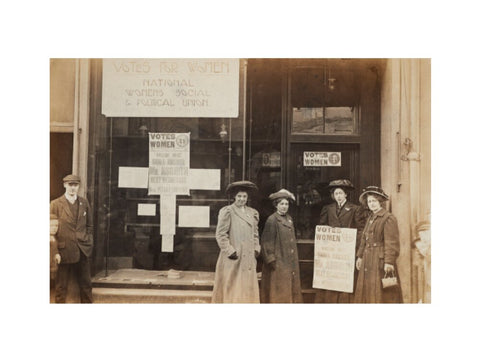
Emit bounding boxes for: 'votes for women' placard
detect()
[148,132,190,195]
[313,226,357,293]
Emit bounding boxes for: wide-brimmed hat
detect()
[226,180,258,195]
[359,186,389,203]
[326,179,355,191]
[268,188,296,202]
[63,174,81,183]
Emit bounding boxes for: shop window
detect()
[105,117,246,271]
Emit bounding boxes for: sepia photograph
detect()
[50,58,431,304]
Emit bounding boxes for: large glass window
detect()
[91,59,252,273]
[105,117,245,271]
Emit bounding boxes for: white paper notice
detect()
[178,206,210,228]
[313,226,357,293]
[118,167,149,188]
[162,234,174,253]
[160,194,176,236]
[188,169,221,190]
[137,203,156,216]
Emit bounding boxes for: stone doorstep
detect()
[92,269,216,290]
[90,268,262,303]
[92,268,263,290]
[93,288,212,304]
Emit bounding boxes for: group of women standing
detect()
[211,179,403,304]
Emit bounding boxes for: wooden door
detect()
[288,142,360,301]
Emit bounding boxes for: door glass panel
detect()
[325,107,355,134]
[292,106,356,135]
[292,107,324,133]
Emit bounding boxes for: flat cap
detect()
[63,174,81,183]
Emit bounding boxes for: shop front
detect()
[51,58,431,302]
[83,58,385,302]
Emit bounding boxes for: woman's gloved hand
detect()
[356,258,362,271]
[384,263,395,274]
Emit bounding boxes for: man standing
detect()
[50,174,94,303]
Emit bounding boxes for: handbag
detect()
[381,270,398,288]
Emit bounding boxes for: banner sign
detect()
[313,226,357,293]
[304,152,341,167]
[102,58,239,117]
[148,132,190,195]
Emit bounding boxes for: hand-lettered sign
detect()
[102,58,239,117]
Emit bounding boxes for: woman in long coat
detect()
[211,181,261,303]
[260,189,303,303]
[316,179,366,303]
[354,186,403,303]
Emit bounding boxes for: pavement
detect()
[92,269,215,303]
[50,269,216,304]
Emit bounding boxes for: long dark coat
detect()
[316,201,366,303]
[211,205,261,303]
[260,212,303,303]
[50,195,94,263]
[354,208,403,303]
[319,201,365,242]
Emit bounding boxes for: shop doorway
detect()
[275,59,381,301]
[50,132,73,200]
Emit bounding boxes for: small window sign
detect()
[304,152,341,167]
[262,152,281,168]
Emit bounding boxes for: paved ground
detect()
[50,269,217,303]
